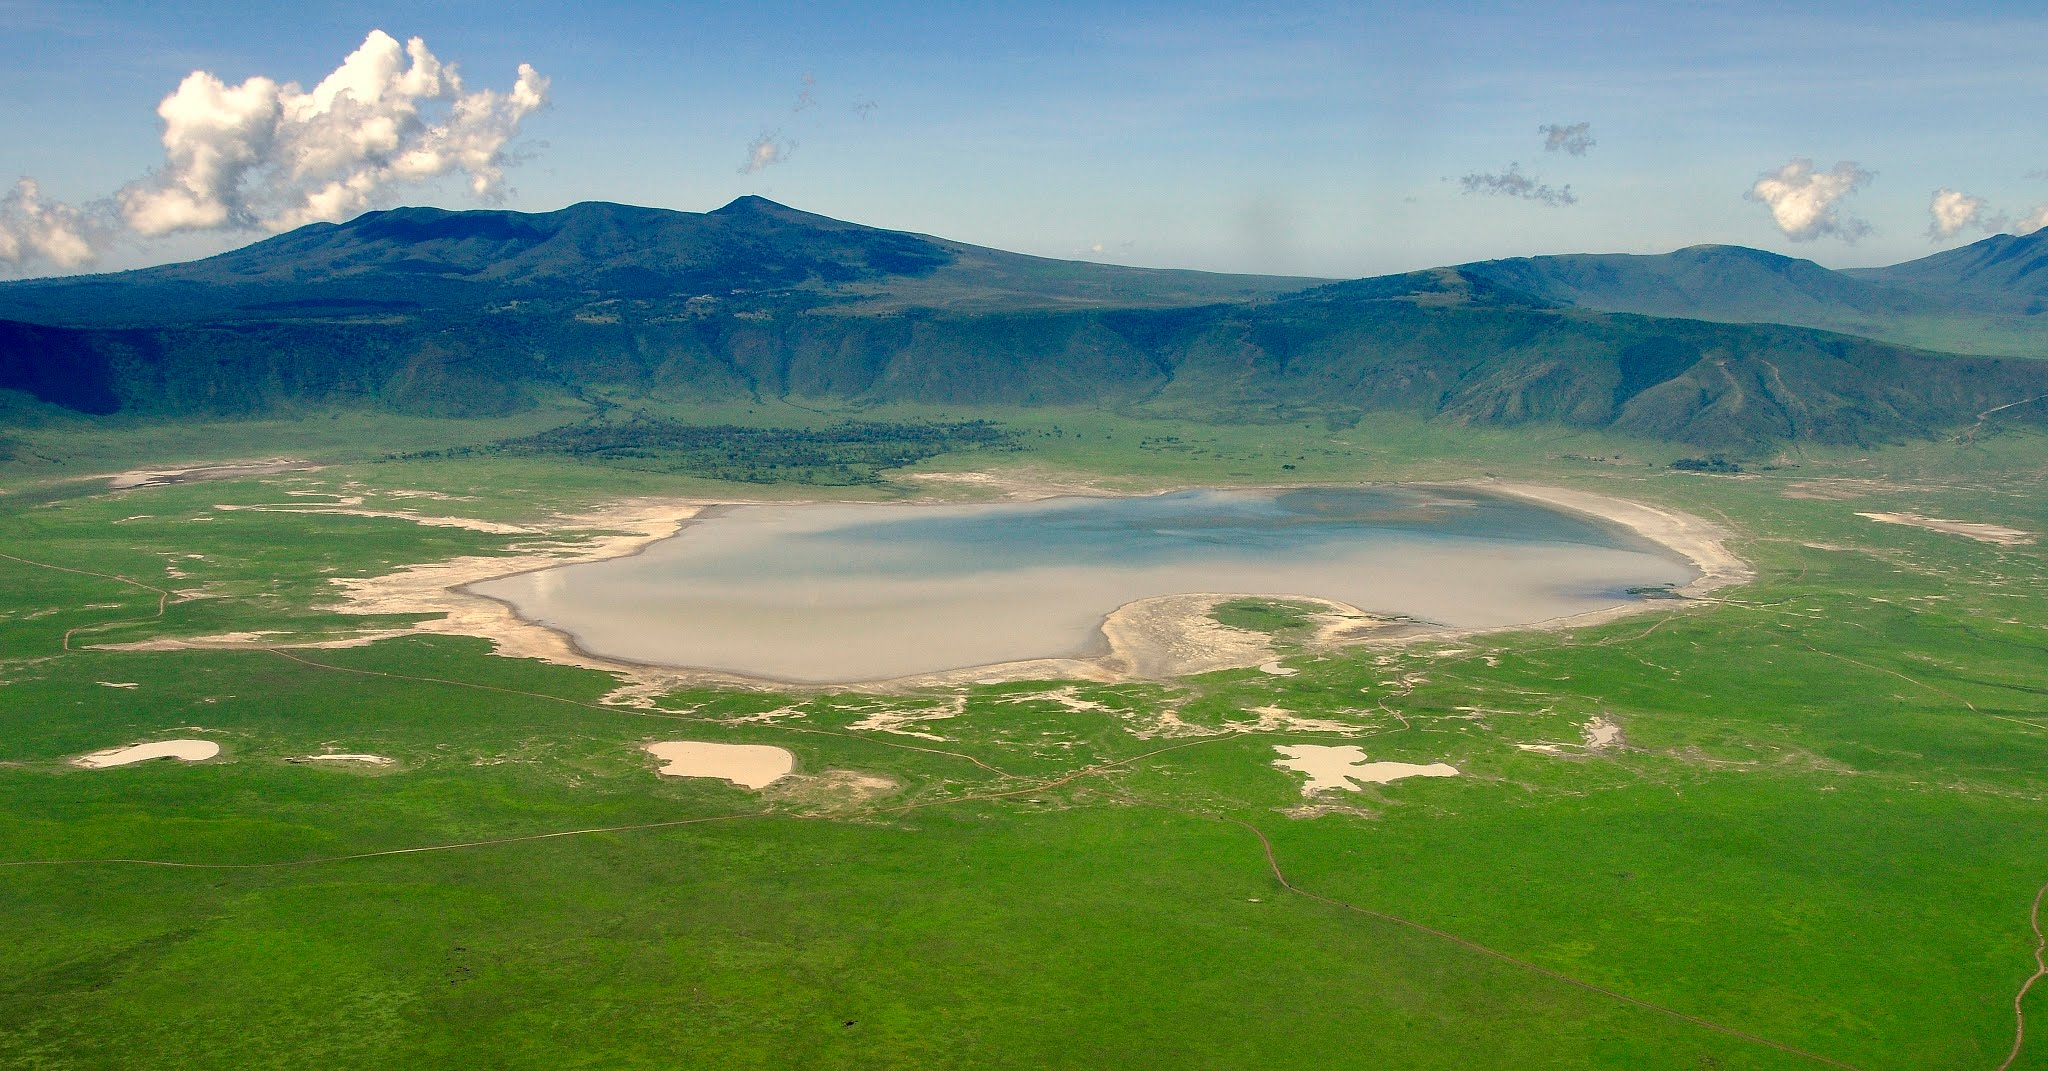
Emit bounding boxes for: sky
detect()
[2,0,2045,280]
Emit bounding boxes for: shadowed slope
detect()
[1,201,2046,447]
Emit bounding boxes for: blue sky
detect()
[2,0,2045,278]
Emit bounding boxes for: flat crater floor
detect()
[471,486,1697,682]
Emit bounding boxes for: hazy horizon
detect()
[4,2,2045,280]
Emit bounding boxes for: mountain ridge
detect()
[0,197,1321,327]
[1,199,2045,450]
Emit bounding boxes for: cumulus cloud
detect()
[0,29,547,276]
[1745,158,1873,242]
[1927,188,2004,241]
[0,179,101,271]
[120,30,548,236]
[1539,122,1594,156]
[1459,164,1576,207]
[2016,206,2048,236]
[740,130,794,174]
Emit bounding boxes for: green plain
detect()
[3,404,2047,1069]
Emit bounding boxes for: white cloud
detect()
[1539,122,1594,156]
[120,30,549,236]
[1,29,547,276]
[1928,188,1987,239]
[1745,158,1873,242]
[1927,188,2008,241]
[1459,164,1576,207]
[2016,206,2048,236]
[0,179,100,271]
[740,130,794,175]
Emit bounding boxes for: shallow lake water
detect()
[473,486,1697,683]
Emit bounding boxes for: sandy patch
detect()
[1103,593,1285,679]
[105,458,311,489]
[762,769,898,812]
[903,467,1115,500]
[1519,716,1626,756]
[1284,801,1382,820]
[1244,706,1372,735]
[1095,593,1407,682]
[95,630,291,652]
[846,696,967,741]
[95,681,139,689]
[643,741,794,789]
[385,489,475,501]
[212,504,536,534]
[299,753,395,766]
[1856,512,2035,546]
[1779,478,1924,501]
[72,739,220,769]
[1273,744,1458,794]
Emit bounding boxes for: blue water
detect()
[795,487,1660,575]
[475,486,1696,682]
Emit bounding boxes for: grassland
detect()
[3,404,2047,1069]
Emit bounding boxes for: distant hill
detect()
[0,197,1318,328]
[1845,229,2048,315]
[1459,245,1930,325]
[1459,240,2048,358]
[1,199,2045,450]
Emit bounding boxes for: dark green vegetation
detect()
[399,414,1016,485]
[1210,597,1320,636]
[3,198,2046,448]
[1672,455,1744,473]
[4,410,2048,1069]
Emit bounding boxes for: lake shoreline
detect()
[101,477,1749,694]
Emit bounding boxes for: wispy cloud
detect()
[740,130,795,174]
[1539,122,1594,156]
[0,179,101,270]
[1459,163,1576,207]
[792,72,817,114]
[1745,158,1873,242]
[1927,188,2004,241]
[0,29,548,276]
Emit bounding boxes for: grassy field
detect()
[3,404,2047,1068]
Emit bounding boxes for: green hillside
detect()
[1460,240,2048,358]
[1846,230,2048,314]
[0,197,1318,328]
[3,200,2046,450]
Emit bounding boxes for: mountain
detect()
[1,199,2045,450]
[1458,240,2048,358]
[1845,229,2048,315]
[1459,245,1932,325]
[0,197,1318,328]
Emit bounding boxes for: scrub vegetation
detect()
[399,413,1018,485]
[1211,597,1321,636]
[4,404,2047,1069]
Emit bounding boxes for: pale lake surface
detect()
[472,486,1697,683]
